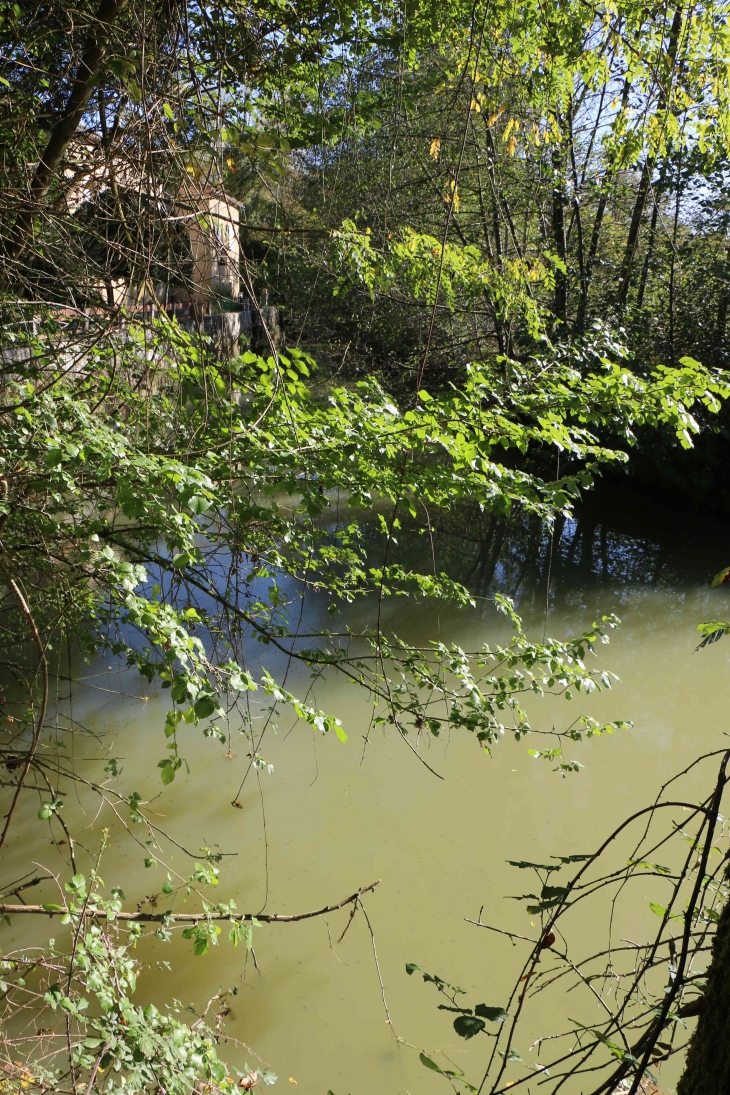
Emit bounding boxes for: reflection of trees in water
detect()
[388,489,730,601]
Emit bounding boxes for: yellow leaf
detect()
[507,136,517,156]
[429,138,441,160]
[470,98,481,112]
[289,1080,298,1086]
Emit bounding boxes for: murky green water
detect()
[5,486,730,1094]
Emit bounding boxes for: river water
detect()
[4,484,730,1095]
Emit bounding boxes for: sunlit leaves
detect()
[2,311,723,820]
[696,621,730,648]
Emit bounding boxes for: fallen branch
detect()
[0,879,381,924]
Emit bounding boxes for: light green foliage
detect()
[6,319,671,765]
[0,853,265,1095]
[332,222,549,336]
[2,320,714,783]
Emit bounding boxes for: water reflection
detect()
[385,481,730,605]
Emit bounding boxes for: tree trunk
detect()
[636,188,660,310]
[575,79,631,332]
[677,880,730,1094]
[616,157,654,307]
[551,147,568,324]
[4,0,126,262]
[615,8,682,309]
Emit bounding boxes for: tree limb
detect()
[4,0,126,261]
[0,879,381,923]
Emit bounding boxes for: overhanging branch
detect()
[0,879,380,924]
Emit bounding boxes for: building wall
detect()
[187,195,240,303]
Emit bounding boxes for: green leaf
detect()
[165,710,182,737]
[194,695,218,719]
[44,445,64,467]
[649,901,682,922]
[453,1014,486,1039]
[588,1029,637,1063]
[474,1004,508,1022]
[629,860,672,875]
[107,56,137,79]
[188,495,211,515]
[508,860,561,871]
[696,622,730,649]
[118,486,146,519]
[500,1048,523,1064]
[419,1053,443,1073]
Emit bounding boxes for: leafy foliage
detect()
[3,0,730,1090]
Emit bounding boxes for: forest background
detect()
[3,0,730,1092]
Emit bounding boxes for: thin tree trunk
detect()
[636,182,661,310]
[566,115,586,325]
[576,188,609,331]
[668,153,683,364]
[616,157,655,307]
[551,145,568,324]
[474,136,507,355]
[575,78,631,331]
[616,8,682,308]
[677,875,730,1094]
[483,122,526,261]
